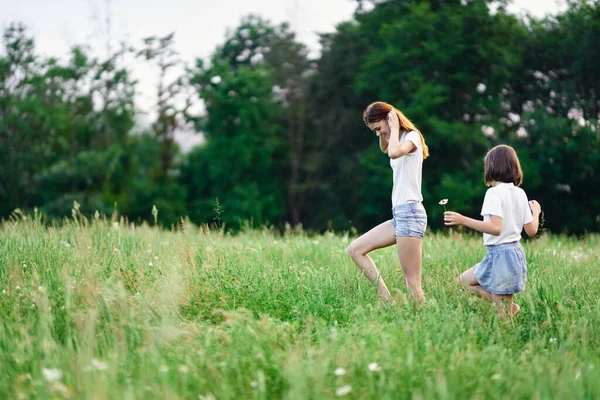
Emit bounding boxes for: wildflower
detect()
[491,373,501,380]
[148,262,153,267]
[52,381,72,398]
[439,198,448,212]
[549,338,557,344]
[42,368,63,382]
[368,362,381,372]
[178,365,189,374]
[91,358,108,370]
[334,367,346,376]
[159,365,169,373]
[336,385,352,396]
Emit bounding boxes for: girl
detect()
[347,101,429,303]
[444,145,542,318]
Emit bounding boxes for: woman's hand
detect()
[444,211,465,226]
[387,111,400,136]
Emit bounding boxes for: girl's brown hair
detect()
[484,145,523,186]
[363,101,429,159]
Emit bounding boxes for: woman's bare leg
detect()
[396,236,425,303]
[347,221,396,299]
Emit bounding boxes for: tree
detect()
[186,53,286,229]
[137,33,192,177]
[217,15,313,226]
[503,0,600,233]
[304,0,530,231]
[0,23,137,219]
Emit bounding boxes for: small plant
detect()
[213,197,223,233]
[152,204,158,225]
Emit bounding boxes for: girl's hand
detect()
[444,211,464,226]
[387,110,400,134]
[529,200,541,216]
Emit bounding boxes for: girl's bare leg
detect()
[347,221,396,299]
[459,268,520,318]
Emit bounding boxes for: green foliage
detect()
[1,219,599,398]
[508,108,600,233]
[185,16,315,230]
[0,23,137,219]
[187,55,286,229]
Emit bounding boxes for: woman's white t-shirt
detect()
[481,182,534,245]
[390,130,423,206]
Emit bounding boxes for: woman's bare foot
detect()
[378,296,397,307]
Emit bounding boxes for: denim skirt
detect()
[474,241,527,295]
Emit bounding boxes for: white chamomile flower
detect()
[368,362,381,372]
[336,385,352,396]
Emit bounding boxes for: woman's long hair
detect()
[363,101,429,159]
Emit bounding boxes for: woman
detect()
[347,101,429,303]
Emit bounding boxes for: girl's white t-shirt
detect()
[390,130,423,206]
[481,182,534,245]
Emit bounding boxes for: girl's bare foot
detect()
[497,303,521,320]
[510,303,521,317]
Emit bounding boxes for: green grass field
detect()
[1,214,599,399]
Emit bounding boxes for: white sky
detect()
[1,0,566,149]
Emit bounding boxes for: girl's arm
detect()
[444,212,503,236]
[386,111,416,159]
[524,200,541,237]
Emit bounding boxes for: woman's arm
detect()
[386,111,416,159]
[444,212,503,236]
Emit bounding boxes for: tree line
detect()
[1,0,598,234]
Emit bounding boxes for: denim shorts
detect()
[473,241,527,295]
[391,203,427,238]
